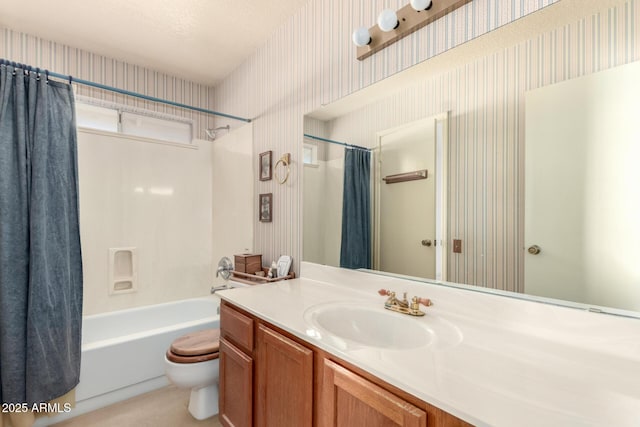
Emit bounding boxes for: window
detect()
[120,112,192,144]
[75,98,193,145]
[76,103,119,132]
[303,142,318,166]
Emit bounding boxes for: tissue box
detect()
[234,254,262,274]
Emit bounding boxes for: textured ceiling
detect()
[0,0,310,85]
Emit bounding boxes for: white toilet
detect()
[164,328,221,420]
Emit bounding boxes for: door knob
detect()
[421,239,432,247]
[528,245,541,255]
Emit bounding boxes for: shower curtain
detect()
[339,148,371,269]
[0,64,83,414]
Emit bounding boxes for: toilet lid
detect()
[166,349,219,364]
[170,329,220,356]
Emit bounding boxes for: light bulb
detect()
[377,9,399,32]
[352,27,371,47]
[410,0,433,11]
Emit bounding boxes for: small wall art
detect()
[259,151,272,181]
[259,193,272,222]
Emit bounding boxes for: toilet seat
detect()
[166,329,220,364]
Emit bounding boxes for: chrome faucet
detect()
[211,284,229,294]
[378,289,432,316]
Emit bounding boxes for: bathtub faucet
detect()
[210,284,229,294]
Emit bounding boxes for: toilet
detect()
[164,328,221,420]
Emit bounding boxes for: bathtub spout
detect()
[211,284,229,294]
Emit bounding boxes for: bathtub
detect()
[38,295,220,425]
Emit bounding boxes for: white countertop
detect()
[218,264,640,427]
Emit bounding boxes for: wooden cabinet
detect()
[320,359,426,427]
[219,303,255,427]
[219,301,471,427]
[255,324,313,427]
[219,338,253,427]
[220,302,313,427]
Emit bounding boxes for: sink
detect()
[304,302,436,350]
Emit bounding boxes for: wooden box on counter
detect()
[234,254,262,274]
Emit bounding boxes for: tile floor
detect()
[52,386,222,427]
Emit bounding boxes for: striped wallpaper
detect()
[215,0,638,289]
[0,28,215,140]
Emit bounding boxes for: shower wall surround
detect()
[214,0,638,284]
[77,130,213,315]
[0,27,215,139]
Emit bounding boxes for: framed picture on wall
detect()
[259,193,272,222]
[260,151,272,181]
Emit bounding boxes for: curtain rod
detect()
[303,133,371,152]
[0,59,251,123]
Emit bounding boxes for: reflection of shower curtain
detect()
[340,148,371,269]
[0,64,83,408]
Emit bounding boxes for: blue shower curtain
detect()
[339,148,371,269]
[0,64,83,405]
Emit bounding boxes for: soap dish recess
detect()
[108,247,138,295]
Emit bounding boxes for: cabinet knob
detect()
[421,239,432,247]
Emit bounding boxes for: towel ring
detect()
[274,154,291,184]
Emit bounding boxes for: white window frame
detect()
[303,141,319,167]
[75,95,194,146]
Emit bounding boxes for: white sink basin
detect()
[304,302,443,350]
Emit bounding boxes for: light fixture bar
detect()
[356,0,472,61]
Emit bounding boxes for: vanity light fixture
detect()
[410,0,433,11]
[352,0,472,61]
[352,27,372,47]
[377,9,400,32]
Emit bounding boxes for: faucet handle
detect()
[378,289,399,307]
[410,296,433,314]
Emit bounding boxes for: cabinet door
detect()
[255,324,314,427]
[320,359,427,427]
[219,338,253,427]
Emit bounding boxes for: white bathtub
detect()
[38,295,220,426]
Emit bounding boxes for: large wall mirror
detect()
[302,0,640,317]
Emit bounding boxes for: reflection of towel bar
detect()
[382,169,428,184]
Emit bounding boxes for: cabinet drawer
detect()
[221,303,254,353]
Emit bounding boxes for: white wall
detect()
[211,123,255,273]
[78,130,213,315]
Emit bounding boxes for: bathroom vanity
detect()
[219,300,469,427]
[218,264,640,427]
